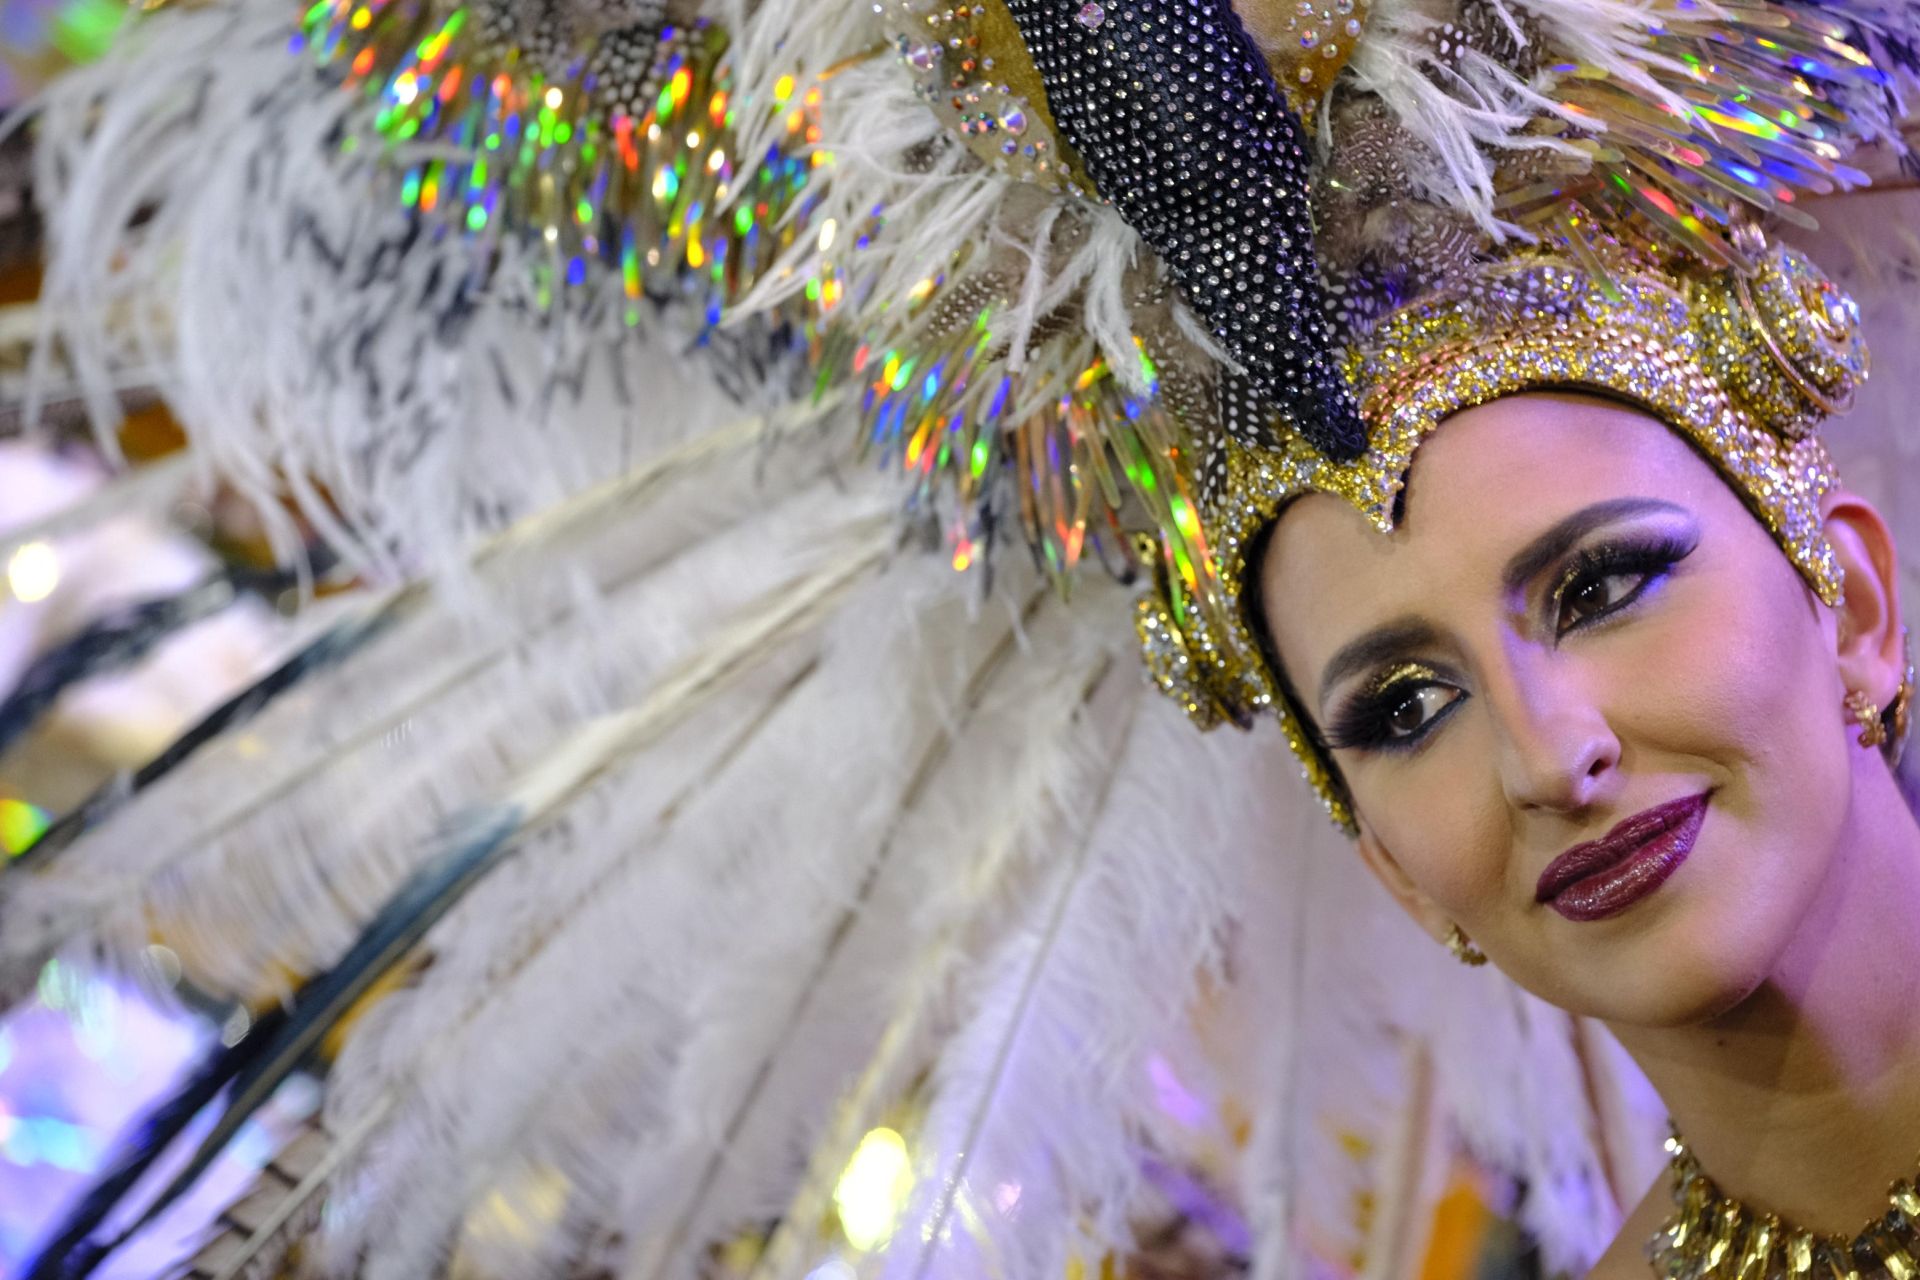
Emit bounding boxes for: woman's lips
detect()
[1535,793,1710,923]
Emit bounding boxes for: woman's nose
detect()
[1483,645,1622,814]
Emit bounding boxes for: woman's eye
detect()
[1384,684,1461,738]
[1559,570,1646,632]
[1327,676,1465,752]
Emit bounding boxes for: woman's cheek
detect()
[1359,731,1511,919]
[1601,568,1852,988]
[1644,570,1842,801]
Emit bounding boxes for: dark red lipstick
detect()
[1535,793,1709,922]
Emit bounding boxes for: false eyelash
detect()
[1324,672,1462,754]
[1550,531,1697,637]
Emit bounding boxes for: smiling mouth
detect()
[1534,793,1710,923]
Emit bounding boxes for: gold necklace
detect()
[1648,1131,1920,1280]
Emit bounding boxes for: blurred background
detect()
[0,8,332,1273]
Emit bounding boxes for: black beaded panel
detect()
[583,19,672,121]
[1000,0,1366,459]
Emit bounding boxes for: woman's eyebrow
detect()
[1312,496,1689,709]
[1498,496,1688,597]
[1318,618,1442,712]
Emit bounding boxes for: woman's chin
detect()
[1610,965,1768,1029]
[1570,908,1782,1029]
[1511,886,1784,1028]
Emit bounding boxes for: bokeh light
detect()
[6,540,60,603]
[833,1127,913,1252]
[0,797,49,857]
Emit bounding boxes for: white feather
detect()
[0,412,873,1003]
[304,552,1008,1277]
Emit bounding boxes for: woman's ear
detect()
[1352,815,1458,948]
[1823,490,1907,711]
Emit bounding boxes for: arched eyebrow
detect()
[1313,496,1689,709]
[1499,496,1689,597]
[1317,619,1442,714]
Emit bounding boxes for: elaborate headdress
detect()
[151,0,1903,832]
[847,0,1897,824]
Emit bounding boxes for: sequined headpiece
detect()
[900,0,1897,822]
[293,0,1912,826]
[875,0,1897,825]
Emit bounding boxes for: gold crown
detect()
[1135,232,1868,830]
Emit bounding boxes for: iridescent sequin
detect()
[297,1,821,334]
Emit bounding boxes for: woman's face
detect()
[1257,392,1874,1027]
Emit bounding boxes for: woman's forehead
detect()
[1403,393,1719,526]
[1261,394,1725,626]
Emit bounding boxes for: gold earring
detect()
[1444,924,1488,967]
[1847,628,1914,759]
[1888,642,1914,765]
[1846,688,1888,748]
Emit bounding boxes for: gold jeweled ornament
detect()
[1697,225,1872,440]
[1849,689,1891,749]
[1443,924,1488,967]
[1844,642,1915,760]
[1891,651,1915,767]
[1649,1131,1920,1280]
